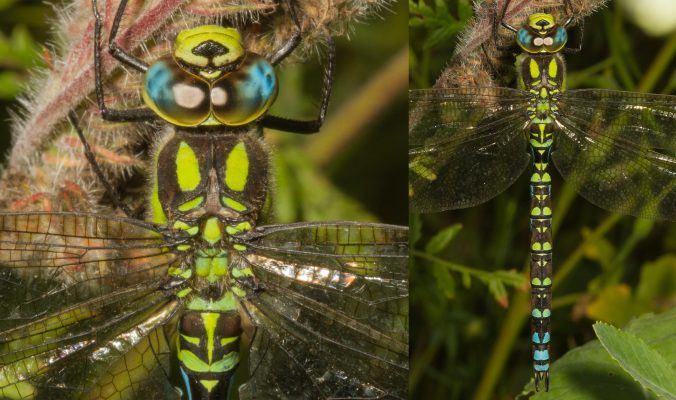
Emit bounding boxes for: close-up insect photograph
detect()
[0,0,675,399]
[410,0,675,399]
[0,0,407,399]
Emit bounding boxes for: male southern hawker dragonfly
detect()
[409,1,675,391]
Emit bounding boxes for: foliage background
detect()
[0,0,408,225]
[410,0,676,399]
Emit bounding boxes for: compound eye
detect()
[533,37,544,46]
[543,37,554,46]
[142,58,211,126]
[211,54,278,126]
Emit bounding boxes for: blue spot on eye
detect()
[145,61,176,108]
[251,61,276,98]
[553,27,567,47]
[518,29,532,47]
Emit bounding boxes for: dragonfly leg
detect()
[67,110,134,217]
[91,0,156,122]
[268,0,302,66]
[562,20,584,54]
[260,35,335,134]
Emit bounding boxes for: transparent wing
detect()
[239,222,408,399]
[554,90,676,220]
[410,88,531,212]
[0,212,187,399]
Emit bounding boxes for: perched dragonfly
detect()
[409,0,675,391]
[0,0,408,399]
[0,132,409,399]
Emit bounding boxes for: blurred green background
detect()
[0,0,408,225]
[410,0,675,399]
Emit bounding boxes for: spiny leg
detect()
[92,0,156,122]
[261,35,335,134]
[67,110,134,217]
[268,0,302,66]
[493,0,519,52]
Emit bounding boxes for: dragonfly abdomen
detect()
[520,51,563,392]
[177,307,243,399]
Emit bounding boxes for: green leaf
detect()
[488,279,508,308]
[635,255,676,307]
[493,270,527,288]
[521,309,676,399]
[425,223,462,254]
[586,284,645,326]
[594,322,676,398]
[432,262,455,299]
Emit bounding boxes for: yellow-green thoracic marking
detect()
[142,25,278,128]
[151,132,268,399]
[515,12,568,392]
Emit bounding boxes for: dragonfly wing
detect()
[554,90,676,220]
[410,88,531,212]
[239,222,408,399]
[0,212,184,325]
[0,286,181,399]
[0,212,187,399]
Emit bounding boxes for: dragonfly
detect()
[409,0,675,391]
[0,131,409,399]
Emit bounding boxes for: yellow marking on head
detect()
[529,59,540,79]
[225,142,249,191]
[178,196,205,212]
[177,288,193,298]
[548,58,558,78]
[528,13,555,31]
[174,25,244,68]
[176,141,201,191]
[199,70,222,80]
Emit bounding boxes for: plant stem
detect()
[637,33,676,93]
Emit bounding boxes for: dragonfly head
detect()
[151,133,268,244]
[516,13,568,54]
[142,25,278,127]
